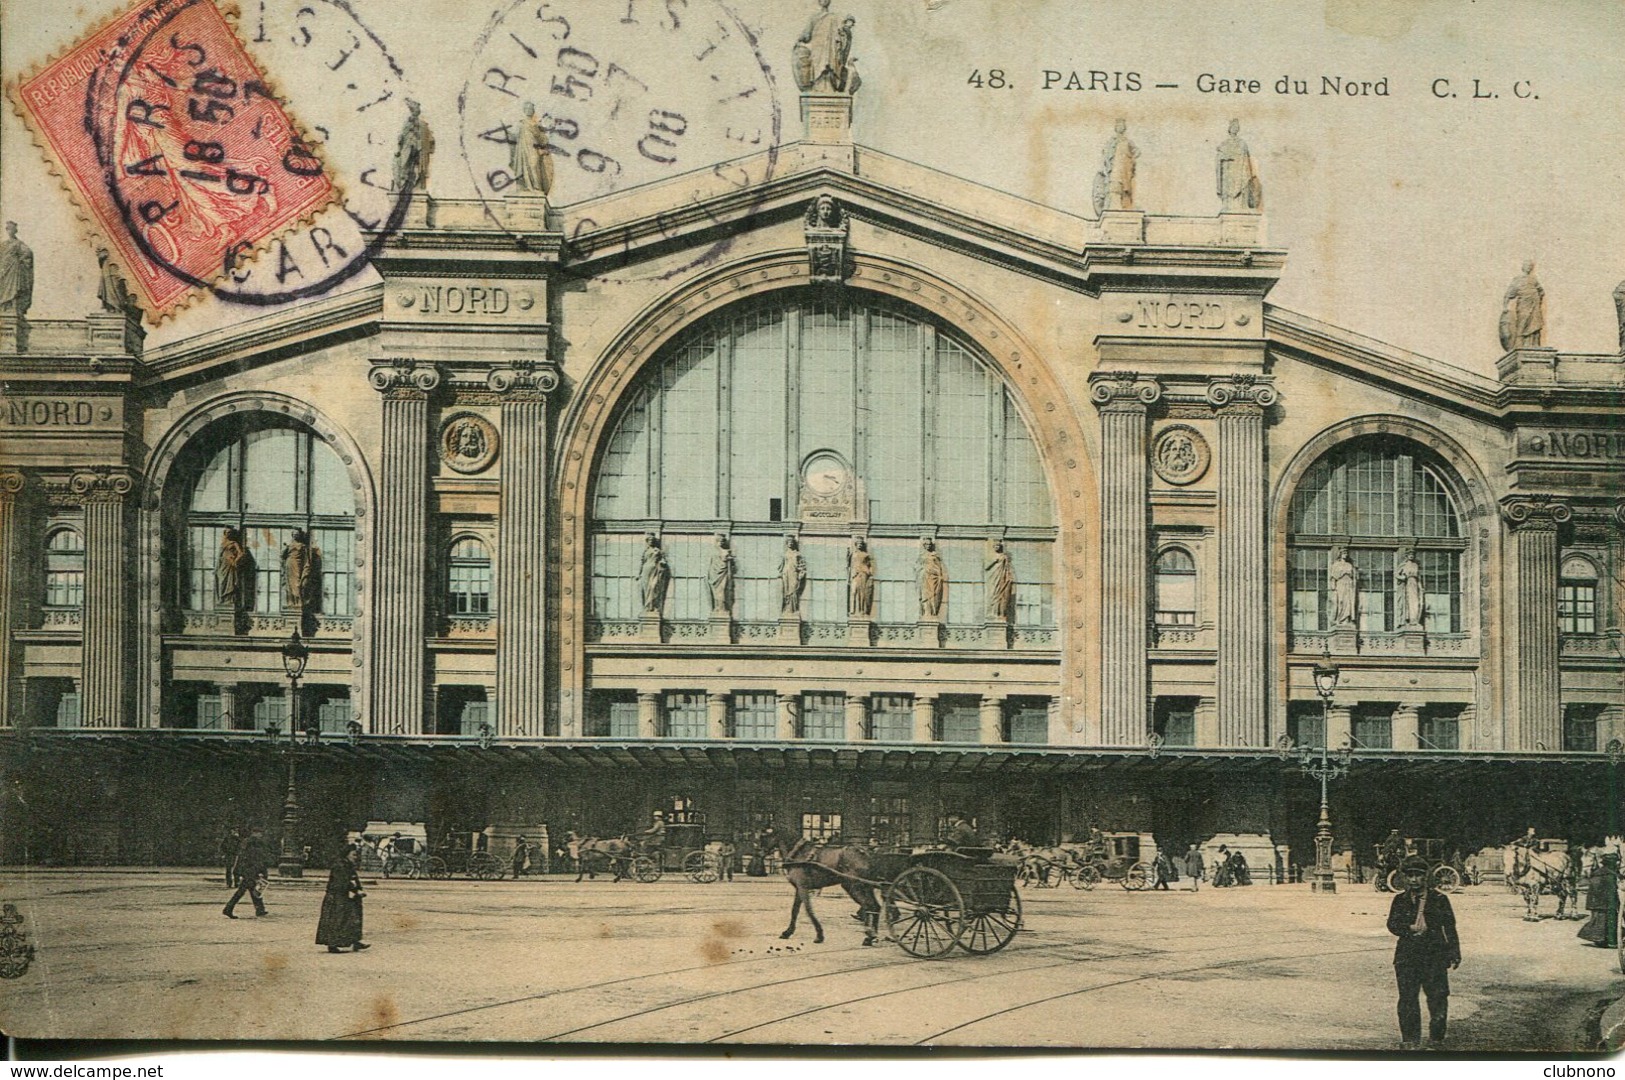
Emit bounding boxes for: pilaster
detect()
[0,473,21,726]
[637,692,660,739]
[911,695,936,743]
[1502,497,1568,751]
[1325,705,1352,752]
[1392,704,1421,752]
[369,362,440,736]
[488,364,559,737]
[1209,375,1276,747]
[73,470,136,727]
[1088,372,1160,745]
[978,695,1004,745]
[707,693,729,740]
[776,693,799,741]
[844,695,868,742]
[1194,697,1219,747]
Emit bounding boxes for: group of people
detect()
[219,828,370,954]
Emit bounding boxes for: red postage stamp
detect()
[11,0,336,315]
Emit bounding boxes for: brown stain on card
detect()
[391,912,420,932]
[356,994,399,1037]
[699,918,745,963]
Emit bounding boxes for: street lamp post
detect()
[1302,652,1349,894]
[277,630,310,879]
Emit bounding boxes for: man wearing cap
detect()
[1386,855,1461,1050]
[637,811,667,853]
[943,813,978,851]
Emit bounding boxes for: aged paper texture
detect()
[0,0,1622,1062]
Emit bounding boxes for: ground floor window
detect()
[1562,704,1602,753]
[1153,696,1198,747]
[937,696,980,743]
[1351,703,1395,750]
[586,690,639,738]
[870,694,912,742]
[801,692,844,741]
[801,811,842,841]
[1006,698,1049,744]
[1287,701,1325,749]
[436,686,489,737]
[731,692,777,740]
[869,793,911,846]
[1419,704,1462,751]
[664,691,707,739]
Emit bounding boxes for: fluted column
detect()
[1392,704,1421,751]
[911,695,936,743]
[637,692,661,739]
[1503,498,1568,750]
[1209,376,1276,747]
[844,695,868,741]
[0,473,22,726]
[776,693,799,740]
[490,365,559,737]
[707,692,729,739]
[1325,704,1352,751]
[978,695,1004,744]
[1088,373,1160,744]
[73,470,136,727]
[369,363,440,736]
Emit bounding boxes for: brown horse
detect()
[563,831,638,883]
[761,832,882,946]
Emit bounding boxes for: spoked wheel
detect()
[1071,864,1102,891]
[1432,865,1461,893]
[468,853,501,880]
[1121,863,1151,891]
[633,854,662,883]
[957,885,1022,955]
[1386,870,1402,893]
[885,866,964,959]
[683,851,719,883]
[426,856,450,880]
[1015,858,1042,888]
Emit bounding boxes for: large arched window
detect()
[447,537,494,616]
[177,424,356,616]
[590,296,1057,632]
[44,527,85,610]
[1287,438,1464,635]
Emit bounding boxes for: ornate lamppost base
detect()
[1310,871,1338,894]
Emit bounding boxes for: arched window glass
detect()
[1153,547,1197,626]
[1558,554,1598,635]
[589,296,1057,634]
[44,528,85,609]
[448,538,493,616]
[1287,437,1465,635]
[180,425,356,616]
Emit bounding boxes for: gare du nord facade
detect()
[0,88,1620,874]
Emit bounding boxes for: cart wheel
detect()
[1122,862,1151,891]
[426,857,449,880]
[1386,869,1402,893]
[1072,864,1102,891]
[402,858,422,880]
[683,851,719,883]
[633,854,662,883]
[957,883,1022,955]
[885,866,964,959]
[1432,865,1461,893]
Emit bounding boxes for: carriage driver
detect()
[943,812,979,851]
[637,811,668,852]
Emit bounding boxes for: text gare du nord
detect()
[973,70,1394,96]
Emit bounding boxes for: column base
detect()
[1309,872,1337,894]
[639,615,662,643]
[708,616,733,644]
[916,618,943,649]
[502,194,551,230]
[1398,630,1426,653]
[984,620,1011,650]
[1330,629,1358,655]
[1099,209,1145,244]
[847,617,872,647]
[776,616,802,645]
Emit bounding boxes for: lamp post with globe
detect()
[276,631,310,879]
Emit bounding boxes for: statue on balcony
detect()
[510,102,554,196]
[1499,260,1545,351]
[281,529,323,613]
[918,537,947,618]
[392,99,433,192]
[1216,119,1262,212]
[0,222,33,316]
[708,534,735,615]
[216,528,256,613]
[793,0,859,94]
[1329,545,1357,629]
[1613,278,1625,353]
[96,249,136,314]
[1395,546,1424,631]
[985,539,1014,622]
[848,538,874,617]
[639,534,669,615]
[780,536,808,615]
[1092,119,1138,216]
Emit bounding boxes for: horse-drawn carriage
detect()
[1373,837,1463,893]
[1015,832,1153,891]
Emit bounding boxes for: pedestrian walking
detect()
[218,826,241,887]
[1152,846,1174,891]
[1183,844,1205,891]
[1213,845,1233,887]
[316,845,369,953]
[223,826,271,918]
[1386,855,1461,1050]
[717,836,736,882]
[1577,851,1620,949]
[511,836,531,880]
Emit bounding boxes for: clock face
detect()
[804,454,849,496]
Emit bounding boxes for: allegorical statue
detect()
[1395,546,1424,631]
[1216,119,1262,212]
[1329,545,1357,629]
[780,536,808,615]
[640,534,669,615]
[985,540,1015,622]
[216,527,256,612]
[918,537,947,619]
[95,249,135,314]
[1499,260,1545,351]
[848,538,875,618]
[510,102,555,196]
[0,222,34,316]
[281,529,323,612]
[1613,279,1625,353]
[392,99,433,191]
[793,0,858,93]
[708,534,735,615]
[1092,119,1138,216]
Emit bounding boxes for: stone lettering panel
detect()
[1107,295,1258,335]
[1521,430,1625,462]
[0,396,121,430]
[386,279,545,323]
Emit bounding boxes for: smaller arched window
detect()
[1558,554,1598,635]
[44,528,86,609]
[1153,547,1197,626]
[447,537,493,616]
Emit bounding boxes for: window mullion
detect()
[920,323,937,523]
[785,306,801,504]
[717,333,732,522]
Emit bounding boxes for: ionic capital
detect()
[1088,371,1162,410]
[1500,496,1572,531]
[0,472,24,500]
[69,468,137,504]
[486,363,560,397]
[369,360,442,397]
[1205,373,1277,410]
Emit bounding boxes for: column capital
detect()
[369,360,442,397]
[1501,495,1572,531]
[1088,371,1161,410]
[487,363,560,398]
[0,472,24,499]
[1205,373,1277,410]
[69,468,137,504]
[637,690,662,704]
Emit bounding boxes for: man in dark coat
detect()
[316,846,369,953]
[218,826,241,887]
[1578,852,1620,948]
[1152,847,1174,890]
[223,827,271,918]
[943,812,978,851]
[1183,844,1205,891]
[1387,855,1461,1050]
[511,836,531,880]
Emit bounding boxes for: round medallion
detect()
[439,413,499,474]
[1152,425,1211,486]
[802,452,850,496]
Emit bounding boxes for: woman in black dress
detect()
[316,845,369,953]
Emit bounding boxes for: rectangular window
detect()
[45,569,85,609]
[940,541,984,626]
[1351,548,1393,633]
[1007,698,1050,744]
[1003,397,1052,528]
[802,539,848,624]
[55,690,82,729]
[933,341,992,523]
[731,534,781,622]
[1558,582,1597,635]
[315,693,351,734]
[865,311,923,524]
[1351,703,1394,750]
[801,692,845,741]
[870,694,913,742]
[594,389,651,520]
[801,811,843,841]
[663,536,710,622]
[1153,697,1197,747]
[1562,705,1602,753]
[1345,450,1396,537]
[458,698,489,738]
[586,690,638,738]
[1154,559,1197,626]
[660,339,721,519]
[871,539,915,625]
[1287,701,1325,749]
[1418,705,1462,751]
[732,692,777,740]
[1010,541,1054,627]
[938,696,980,743]
[253,692,289,731]
[196,694,227,731]
[1289,547,1327,632]
[312,527,356,617]
[1419,550,1461,635]
[664,692,707,739]
[868,794,911,847]
[729,311,787,521]
[591,534,641,621]
[799,304,855,463]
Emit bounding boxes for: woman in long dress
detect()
[316,846,368,953]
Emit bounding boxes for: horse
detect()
[562,831,639,883]
[759,831,883,946]
[1510,845,1580,921]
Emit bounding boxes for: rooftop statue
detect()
[392,99,433,192]
[0,222,33,316]
[510,102,555,196]
[1216,119,1262,212]
[793,0,859,94]
[1499,260,1545,351]
[1092,119,1138,216]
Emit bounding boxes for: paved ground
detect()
[0,870,1618,1051]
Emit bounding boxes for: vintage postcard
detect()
[0,0,1621,1059]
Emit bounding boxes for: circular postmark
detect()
[456,0,781,283]
[86,0,418,310]
[439,412,500,473]
[1151,424,1210,486]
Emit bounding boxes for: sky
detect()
[3,0,1624,375]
